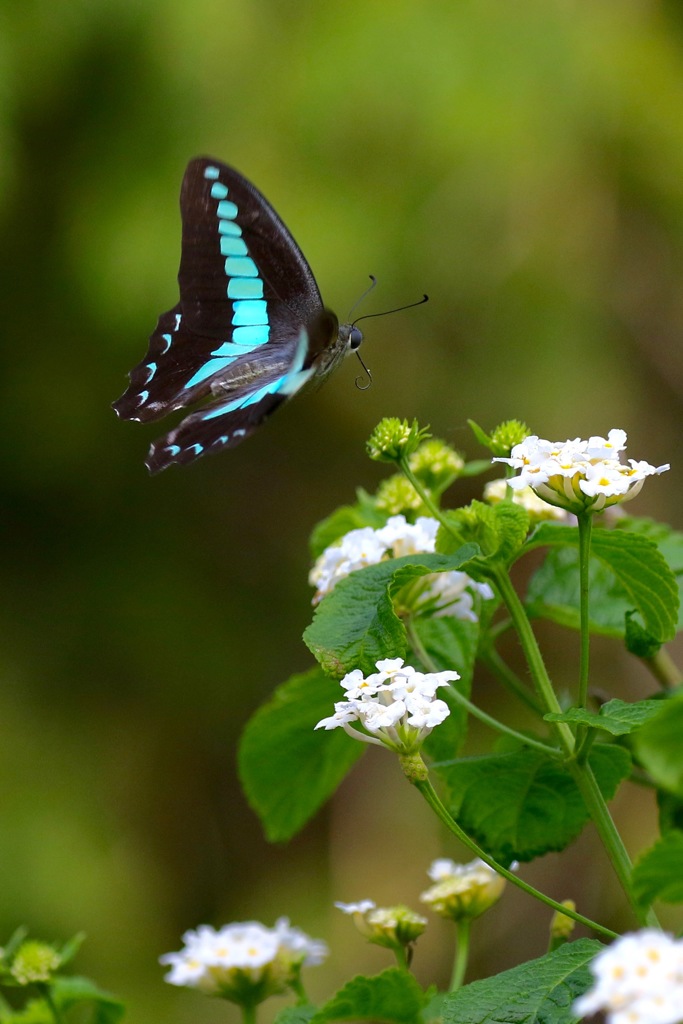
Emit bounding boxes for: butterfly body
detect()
[113,158,362,473]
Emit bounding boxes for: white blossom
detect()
[160,919,327,1005]
[273,917,328,966]
[420,857,511,921]
[309,527,387,600]
[574,930,683,1024]
[336,899,427,948]
[335,900,376,915]
[310,515,493,618]
[315,658,457,753]
[416,570,494,620]
[494,430,668,513]
[484,478,569,522]
[376,515,439,555]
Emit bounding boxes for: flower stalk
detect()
[41,987,66,1024]
[410,768,618,941]
[491,563,652,925]
[450,919,470,993]
[577,511,592,712]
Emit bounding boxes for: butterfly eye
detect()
[349,326,363,350]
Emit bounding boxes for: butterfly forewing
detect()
[113,157,352,472]
[179,159,324,335]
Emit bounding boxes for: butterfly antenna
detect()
[352,291,429,328]
[348,279,428,391]
[354,350,373,391]
[347,274,378,321]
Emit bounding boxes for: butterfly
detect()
[113,157,363,473]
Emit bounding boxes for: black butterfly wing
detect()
[178,158,325,339]
[144,322,334,474]
[112,157,339,470]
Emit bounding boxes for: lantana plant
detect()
[31,415,683,1024]
[217,417,683,1024]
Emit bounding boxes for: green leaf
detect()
[2,929,28,962]
[459,459,492,478]
[632,830,683,910]
[488,500,532,561]
[526,524,678,644]
[545,698,663,736]
[467,419,491,450]
[624,612,664,658]
[310,968,426,1024]
[633,693,683,797]
[617,517,683,633]
[0,998,52,1023]
[5,977,126,1024]
[442,938,603,1024]
[54,977,125,1023]
[238,668,364,842]
[57,932,86,967]
[410,616,478,761]
[436,745,631,862]
[527,544,632,635]
[274,1007,317,1024]
[657,791,683,833]
[304,552,476,676]
[575,528,678,642]
[436,501,529,565]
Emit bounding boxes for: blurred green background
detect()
[1,0,683,1020]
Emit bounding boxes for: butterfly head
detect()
[341,322,363,352]
[337,322,372,391]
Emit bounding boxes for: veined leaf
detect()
[238,668,364,842]
[436,745,631,862]
[304,550,476,676]
[442,938,602,1024]
[526,524,678,644]
[633,693,683,797]
[545,697,663,736]
[310,968,426,1024]
[632,830,683,911]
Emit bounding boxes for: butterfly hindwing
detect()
[143,335,305,473]
[113,158,355,472]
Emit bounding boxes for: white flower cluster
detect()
[315,657,456,753]
[420,857,509,921]
[335,900,427,948]
[160,919,327,1002]
[575,930,683,1024]
[483,478,569,522]
[309,514,493,613]
[494,429,669,512]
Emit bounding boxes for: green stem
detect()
[398,452,655,927]
[490,568,573,751]
[289,975,309,1005]
[647,647,682,690]
[241,1004,258,1024]
[491,565,656,927]
[40,986,66,1024]
[566,760,656,927]
[393,944,409,970]
[406,619,560,757]
[577,513,592,711]
[575,725,598,765]
[399,458,454,533]
[446,685,561,757]
[450,918,471,992]
[412,771,618,940]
